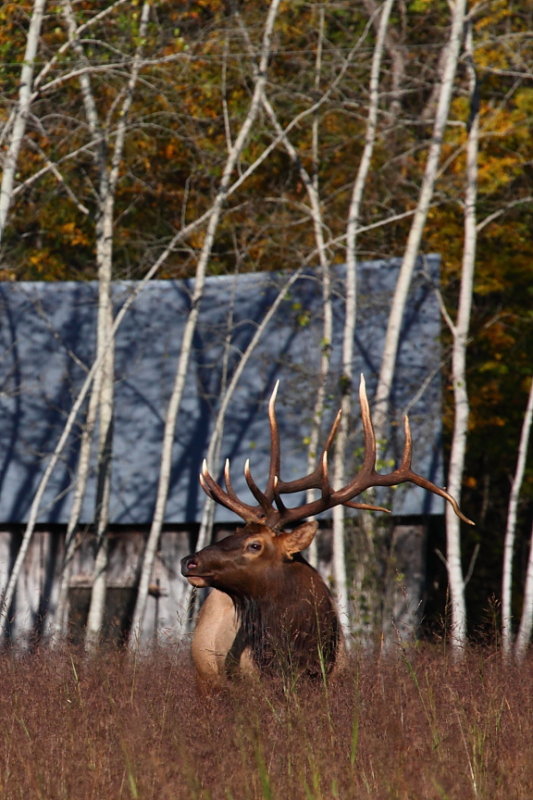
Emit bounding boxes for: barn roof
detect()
[0,255,444,524]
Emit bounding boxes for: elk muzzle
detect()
[181,555,211,588]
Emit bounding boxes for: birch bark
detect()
[0,0,47,243]
[372,0,468,445]
[504,379,533,660]
[333,0,394,641]
[48,0,119,639]
[515,521,533,662]
[306,7,331,571]
[442,17,478,652]
[84,0,152,652]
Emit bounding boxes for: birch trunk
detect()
[84,0,152,652]
[515,521,533,662]
[372,0,467,444]
[84,210,115,652]
[258,94,333,574]
[306,7,330,570]
[362,0,405,120]
[502,379,533,659]
[50,371,101,640]
[443,18,478,653]
[333,0,394,642]
[47,0,114,641]
[126,0,281,649]
[0,0,47,243]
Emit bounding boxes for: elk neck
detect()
[226,557,340,678]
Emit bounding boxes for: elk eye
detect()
[247,541,262,552]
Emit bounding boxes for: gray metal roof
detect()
[0,255,444,524]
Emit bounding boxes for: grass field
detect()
[0,643,531,799]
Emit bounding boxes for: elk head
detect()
[182,375,473,682]
[182,520,317,595]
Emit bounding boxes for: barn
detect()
[0,255,444,646]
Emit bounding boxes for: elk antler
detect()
[199,375,475,530]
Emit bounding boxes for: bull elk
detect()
[181,376,472,686]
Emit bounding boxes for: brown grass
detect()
[0,643,531,800]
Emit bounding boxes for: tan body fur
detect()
[191,589,257,685]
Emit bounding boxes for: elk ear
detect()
[279,520,318,557]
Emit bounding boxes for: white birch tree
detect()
[502,378,533,660]
[332,0,394,641]
[433,16,479,652]
[372,0,468,442]
[515,520,533,662]
[369,0,469,649]
[0,0,47,244]
[83,0,152,652]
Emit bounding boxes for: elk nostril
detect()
[181,555,200,574]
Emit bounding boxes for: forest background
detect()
[0,0,531,650]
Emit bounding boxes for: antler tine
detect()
[263,381,281,504]
[223,458,256,511]
[401,471,475,525]
[196,381,283,528]
[320,451,332,497]
[273,375,380,525]
[223,459,237,498]
[271,475,287,511]
[244,458,274,519]
[399,415,413,471]
[307,450,390,518]
[323,408,343,453]
[358,373,377,473]
[198,468,215,500]
[369,409,474,526]
[344,500,392,513]
[200,459,263,523]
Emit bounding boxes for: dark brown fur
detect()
[181,522,339,681]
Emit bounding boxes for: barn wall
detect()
[0,527,196,647]
[0,522,428,647]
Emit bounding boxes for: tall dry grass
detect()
[0,643,531,799]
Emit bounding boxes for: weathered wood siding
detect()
[1,522,428,647]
